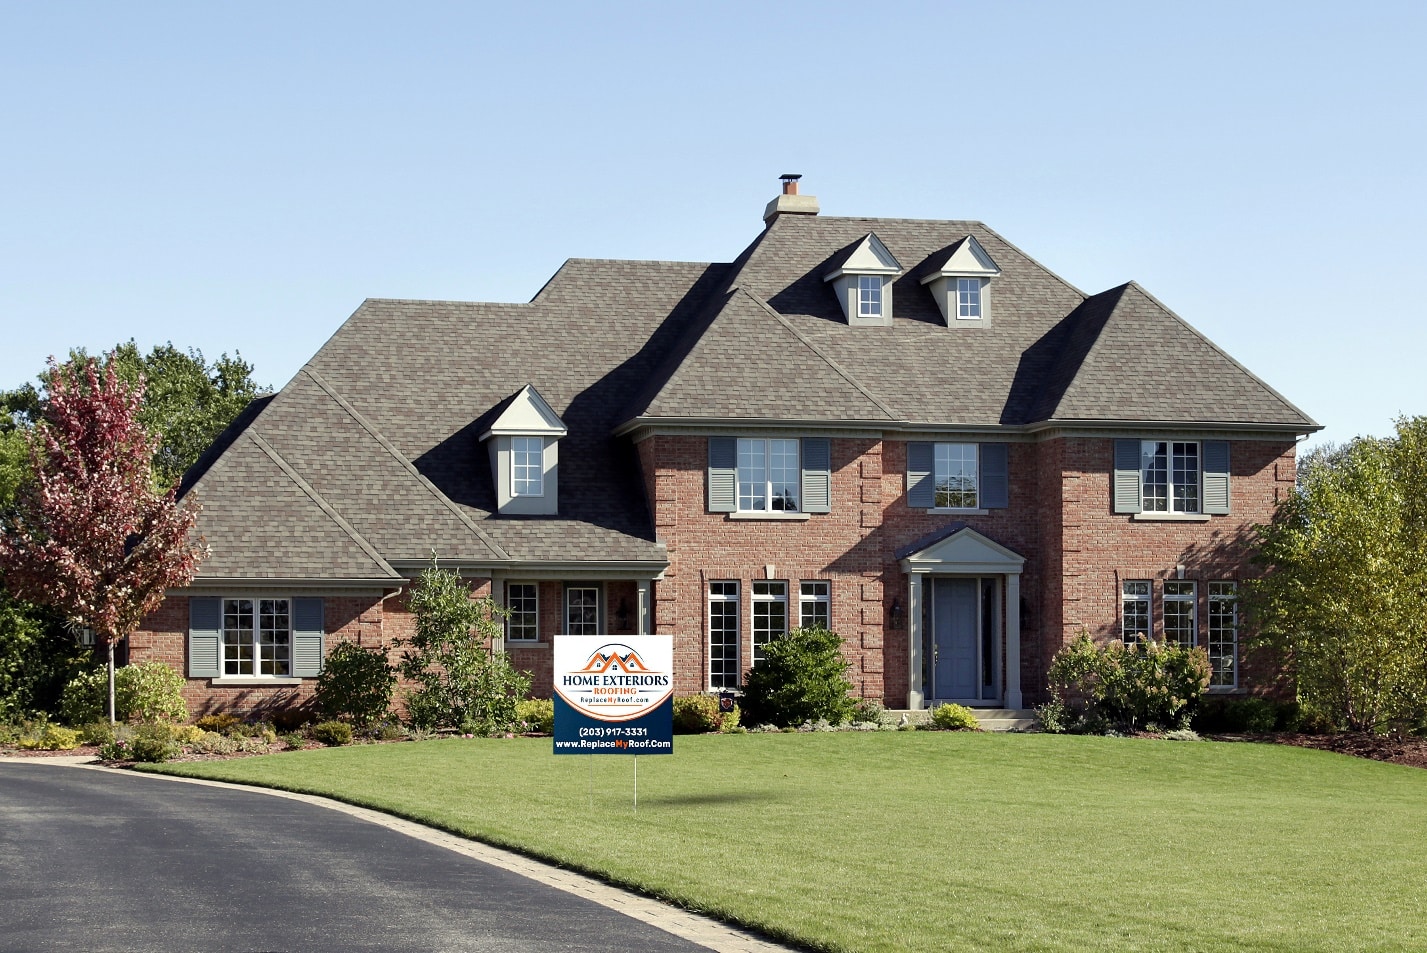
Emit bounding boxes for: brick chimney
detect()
[763,174,820,225]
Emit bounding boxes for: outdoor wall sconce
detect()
[615,597,631,631]
[888,597,905,630]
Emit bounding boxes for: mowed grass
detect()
[144,733,1427,953]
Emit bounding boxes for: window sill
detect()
[212,677,303,686]
[727,512,811,522]
[1206,685,1241,694]
[928,507,988,516]
[1131,512,1212,522]
[504,641,548,649]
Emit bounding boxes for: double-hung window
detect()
[738,438,800,512]
[565,586,600,635]
[751,581,788,665]
[222,598,291,677]
[799,581,830,630]
[1121,581,1151,644]
[934,443,979,509]
[1114,439,1229,516]
[506,583,538,643]
[1163,581,1197,648]
[1208,582,1238,689]
[708,581,740,689]
[511,436,544,497]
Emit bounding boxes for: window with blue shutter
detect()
[292,598,325,677]
[708,437,736,513]
[979,444,1009,509]
[907,442,934,508]
[188,597,222,678]
[1202,441,1230,514]
[801,437,831,514]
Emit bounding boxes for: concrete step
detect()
[884,708,1039,732]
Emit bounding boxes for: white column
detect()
[907,574,924,710]
[1005,572,1022,709]
[637,579,652,635]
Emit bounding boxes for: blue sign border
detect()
[553,695,673,755]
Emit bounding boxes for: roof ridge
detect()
[1118,282,1319,429]
[302,368,512,560]
[739,289,901,420]
[246,432,400,579]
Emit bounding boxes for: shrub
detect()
[189,731,238,755]
[739,627,855,728]
[672,694,741,734]
[310,720,353,746]
[79,720,116,746]
[1034,697,1068,734]
[1047,633,1210,733]
[1193,696,1279,733]
[280,732,307,750]
[59,661,188,725]
[850,697,885,725]
[397,561,532,733]
[171,724,205,744]
[1162,728,1202,741]
[18,723,81,750]
[128,722,180,763]
[315,641,396,729]
[927,703,981,731]
[194,712,243,735]
[515,698,555,735]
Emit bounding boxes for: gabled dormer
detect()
[479,384,567,516]
[823,232,903,327]
[919,236,1002,327]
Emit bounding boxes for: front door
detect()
[931,577,1000,704]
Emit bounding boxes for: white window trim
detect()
[737,437,802,514]
[751,581,789,666]
[220,596,294,679]
[799,580,830,630]
[1162,581,1198,649]
[956,277,984,320]
[1122,580,1152,644]
[564,584,602,635]
[934,442,979,510]
[708,581,740,690]
[856,274,884,318]
[1207,581,1239,691]
[506,582,539,643]
[1140,440,1201,515]
[510,436,545,498]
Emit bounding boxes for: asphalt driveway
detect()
[0,762,720,953]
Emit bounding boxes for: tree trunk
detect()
[107,638,117,725]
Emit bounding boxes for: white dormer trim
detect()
[919,235,1002,328]
[824,233,904,327]
[480,384,567,515]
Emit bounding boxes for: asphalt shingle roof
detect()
[184,204,1315,580]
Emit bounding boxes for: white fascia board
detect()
[919,235,1002,283]
[480,383,569,441]
[824,233,903,281]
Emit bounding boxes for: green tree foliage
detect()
[1247,417,1427,732]
[1045,633,1210,733]
[0,593,90,721]
[59,660,188,725]
[738,626,855,728]
[397,560,531,734]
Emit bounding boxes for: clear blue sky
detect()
[3,1,1421,449]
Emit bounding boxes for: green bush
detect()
[850,697,885,725]
[398,561,531,734]
[739,627,855,728]
[194,712,243,735]
[59,661,188,725]
[280,732,307,750]
[315,641,396,729]
[927,703,981,731]
[78,720,116,746]
[128,722,181,763]
[310,720,353,746]
[17,723,81,750]
[1047,633,1210,733]
[0,595,91,722]
[672,695,740,734]
[515,698,555,734]
[189,730,238,755]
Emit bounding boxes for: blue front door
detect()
[931,577,1000,703]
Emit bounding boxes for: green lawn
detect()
[144,733,1427,953]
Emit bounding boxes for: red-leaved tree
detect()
[0,357,207,721]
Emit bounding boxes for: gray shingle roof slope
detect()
[292,258,730,563]
[187,431,400,581]
[633,287,898,421]
[653,213,1316,430]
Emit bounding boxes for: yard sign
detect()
[552,636,673,755]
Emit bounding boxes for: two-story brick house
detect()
[131,178,1317,717]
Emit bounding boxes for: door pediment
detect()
[897,524,1024,576]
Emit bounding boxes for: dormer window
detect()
[957,277,983,319]
[919,236,1001,327]
[824,233,903,327]
[857,275,884,318]
[479,384,567,515]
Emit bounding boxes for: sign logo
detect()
[553,636,673,755]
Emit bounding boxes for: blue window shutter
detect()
[188,597,221,678]
[801,437,831,514]
[1113,439,1143,514]
[907,442,934,508]
[1203,441,1231,514]
[292,598,325,677]
[708,437,736,513]
[979,443,1009,509]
